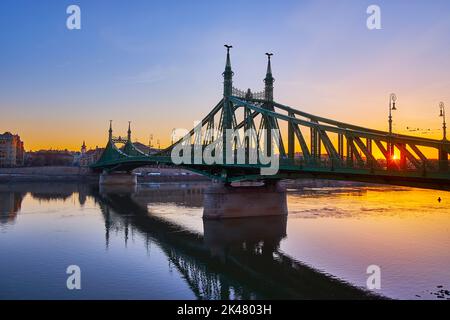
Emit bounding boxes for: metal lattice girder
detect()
[347,137,365,167]
[95,140,128,166]
[271,100,439,142]
[155,99,225,156]
[292,122,311,160]
[243,98,450,150]
[203,117,215,146]
[374,140,389,160]
[409,144,434,169]
[338,134,344,159]
[310,126,320,159]
[235,110,260,130]
[353,136,379,167]
[122,140,146,157]
[394,143,422,169]
[243,107,260,156]
[288,112,295,159]
[268,116,287,157]
[257,113,286,157]
[367,139,373,153]
[316,127,341,165]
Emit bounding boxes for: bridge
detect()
[91,46,450,192]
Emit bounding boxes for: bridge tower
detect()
[123,121,133,154]
[123,121,143,157]
[264,53,274,104]
[99,120,137,187]
[223,45,233,99]
[127,121,131,141]
[261,53,286,158]
[108,120,113,141]
[221,45,234,168]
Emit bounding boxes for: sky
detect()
[0,0,449,151]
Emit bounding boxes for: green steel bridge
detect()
[91,46,450,189]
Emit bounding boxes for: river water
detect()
[0,181,449,300]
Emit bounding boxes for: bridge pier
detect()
[203,181,288,220]
[439,147,449,172]
[99,171,137,186]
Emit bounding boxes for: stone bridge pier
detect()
[203,181,288,219]
[99,171,137,187]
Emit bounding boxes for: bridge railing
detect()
[232,87,265,100]
[275,156,444,176]
[167,145,447,174]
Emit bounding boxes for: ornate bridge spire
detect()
[127,121,132,141]
[264,53,274,102]
[108,120,113,141]
[223,45,233,97]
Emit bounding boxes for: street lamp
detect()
[388,93,397,162]
[439,101,447,141]
[148,134,154,155]
[388,93,397,135]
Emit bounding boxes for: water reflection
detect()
[0,191,24,225]
[0,182,381,299]
[5,181,448,299]
[96,183,377,299]
[0,183,95,226]
[203,216,287,260]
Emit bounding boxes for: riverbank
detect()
[0,166,209,183]
[0,166,97,183]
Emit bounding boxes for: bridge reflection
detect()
[0,182,380,299]
[97,183,379,299]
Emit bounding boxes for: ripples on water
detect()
[0,180,449,300]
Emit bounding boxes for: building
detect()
[78,141,104,167]
[79,148,104,167]
[81,140,87,155]
[0,132,25,167]
[25,149,75,166]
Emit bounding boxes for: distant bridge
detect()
[91,46,450,189]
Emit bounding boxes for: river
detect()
[0,180,449,300]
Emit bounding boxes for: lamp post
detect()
[171,128,176,145]
[388,93,397,136]
[388,93,397,163]
[439,102,447,141]
[148,134,153,155]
